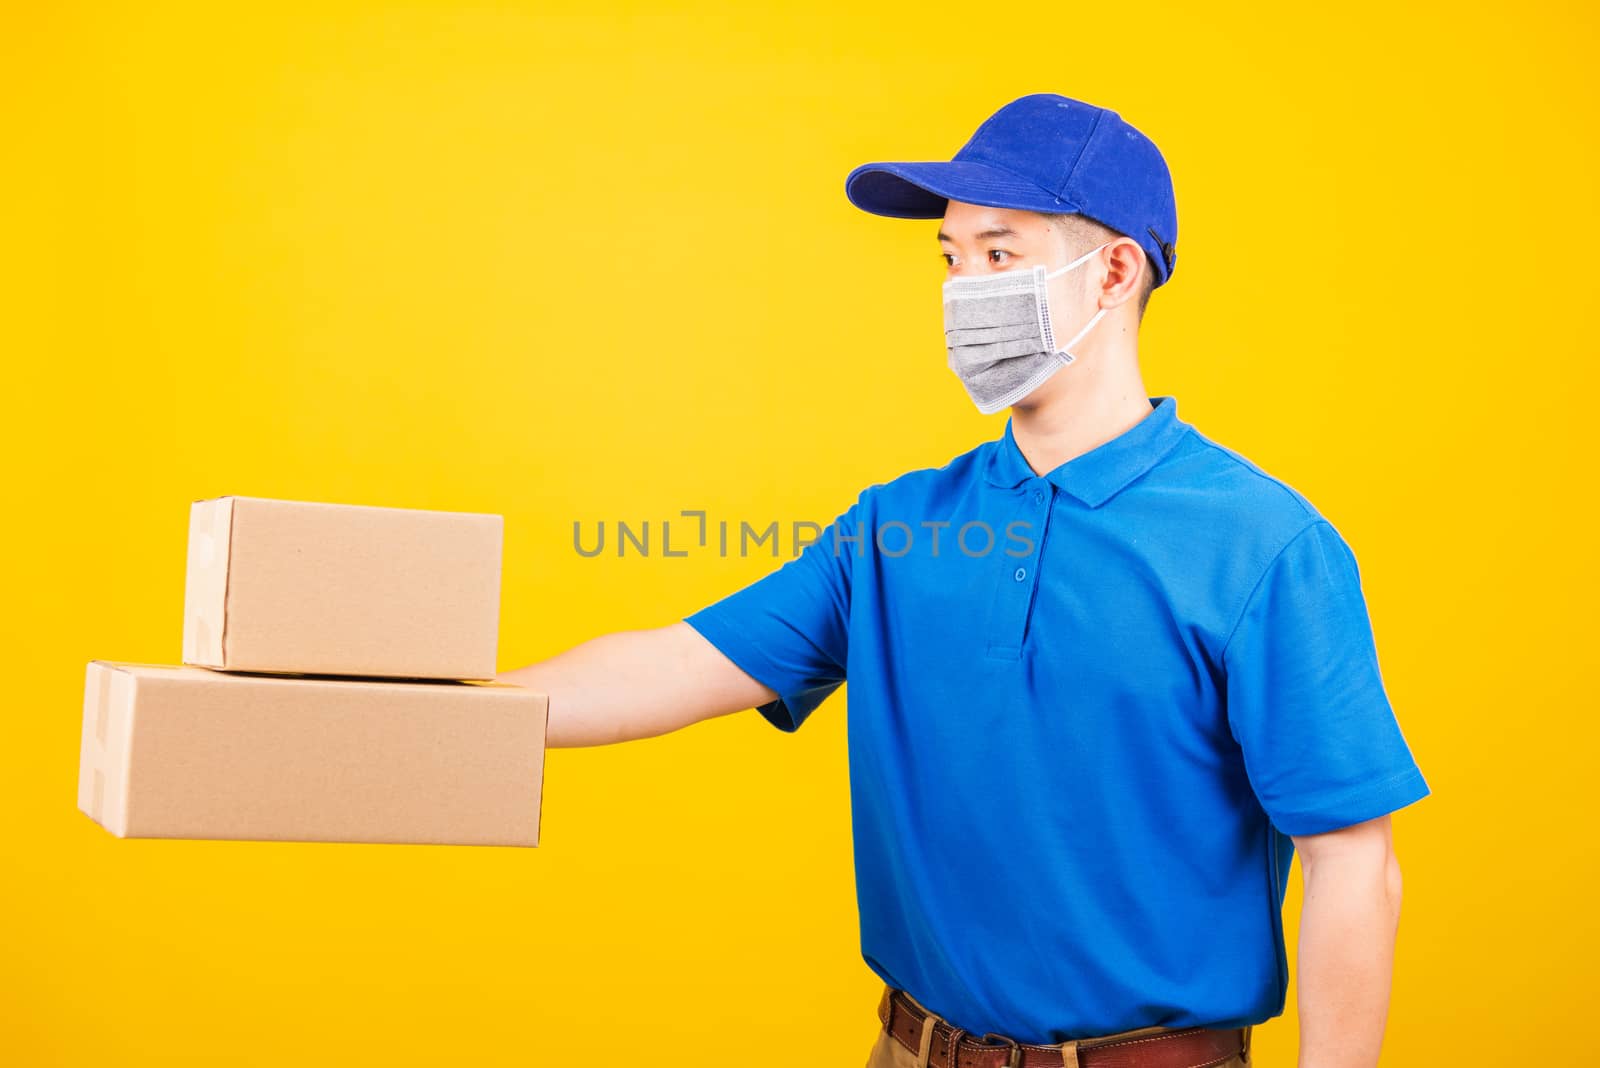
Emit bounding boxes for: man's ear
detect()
[1100,237,1148,309]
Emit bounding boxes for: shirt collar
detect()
[983,395,1191,508]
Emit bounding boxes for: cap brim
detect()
[844,160,1077,219]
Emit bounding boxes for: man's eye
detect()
[941,253,956,267]
[989,249,1012,264]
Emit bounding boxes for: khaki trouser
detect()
[865,986,1252,1068]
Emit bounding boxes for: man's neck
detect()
[1009,359,1153,478]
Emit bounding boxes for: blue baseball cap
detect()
[845,93,1179,287]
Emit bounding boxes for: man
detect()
[500,93,1430,1068]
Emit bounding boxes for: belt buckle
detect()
[976,1031,1023,1068]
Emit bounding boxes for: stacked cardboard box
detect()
[77,495,548,847]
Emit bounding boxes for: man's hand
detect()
[1290,814,1405,1068]
[496,622,779,748]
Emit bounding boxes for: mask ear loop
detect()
[1053,306,1107,361]
[1043,239,1114,281]
[1039,241,1113,360]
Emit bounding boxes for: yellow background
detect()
[3,2,1593,1064]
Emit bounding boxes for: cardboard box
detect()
[182,495,502,680]
[77,660,548,847]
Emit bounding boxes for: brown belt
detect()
[879,986,1250,1068]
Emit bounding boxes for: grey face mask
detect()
[942,241,1112,414]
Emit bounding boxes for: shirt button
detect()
[1033,490,1045,504]
[1014,567,1027,581]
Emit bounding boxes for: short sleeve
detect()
[681,498,859,732]
[1222,519,1431,836]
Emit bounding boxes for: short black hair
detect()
[1036,212,1158,323]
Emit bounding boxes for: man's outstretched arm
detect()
[496,622,778,748]
[1290,814,1405,1068]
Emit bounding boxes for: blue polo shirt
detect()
[682,394,1430,1044]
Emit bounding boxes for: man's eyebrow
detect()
[936,225,1022,244]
